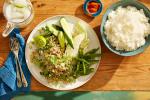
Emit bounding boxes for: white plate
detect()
[25,15,101,90]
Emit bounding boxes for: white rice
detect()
[104,6,150,51]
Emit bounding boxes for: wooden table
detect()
[0,0,150,91]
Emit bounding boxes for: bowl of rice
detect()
[100,0,150,56]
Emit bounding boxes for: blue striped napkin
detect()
[0,28,31,100]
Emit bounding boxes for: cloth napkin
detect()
[0,28,31,100]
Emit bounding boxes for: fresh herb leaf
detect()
[49,55,57,65]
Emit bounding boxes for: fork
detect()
[10,38,28,87]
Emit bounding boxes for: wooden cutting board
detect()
[0,0,150,91]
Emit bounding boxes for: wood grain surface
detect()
[0,0,150,91]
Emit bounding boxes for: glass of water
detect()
[2,0,34,37]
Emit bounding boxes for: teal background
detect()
[13,91,135,100]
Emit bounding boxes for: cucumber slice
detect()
[60,18,74,48]
[58,31,65,49]
[65,34,85,57]
[47,24,59,36]
[34,35,46,48]
[75,22,89,49]
[75,21,87,39]
[13,3,26,8]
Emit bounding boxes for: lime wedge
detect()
[34,35,46,48]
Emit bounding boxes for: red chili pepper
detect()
[97,4,100,9]
[88,8,98,13]
[88,2,99,8]
[87,1,101,13]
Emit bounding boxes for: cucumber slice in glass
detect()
[13,3,26,8]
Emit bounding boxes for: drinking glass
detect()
[2,0,34,37]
